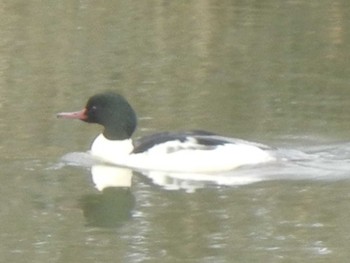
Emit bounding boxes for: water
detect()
[1,0,350,262]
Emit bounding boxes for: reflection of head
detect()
[79,187,135,228]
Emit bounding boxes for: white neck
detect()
[91,165,132,191]
[90,134,133,164]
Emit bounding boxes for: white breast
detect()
[90,134,133,164]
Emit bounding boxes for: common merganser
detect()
[57,92,275,173]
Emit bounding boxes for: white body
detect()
[91,134,275,173]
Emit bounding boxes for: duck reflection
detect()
[135,168,265,192]
[79,165,135,228]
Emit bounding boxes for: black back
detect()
[132,130,228,153]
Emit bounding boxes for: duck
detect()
[57,91,275,173]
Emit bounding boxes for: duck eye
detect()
[87,105,98,116]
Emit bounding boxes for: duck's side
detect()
[90,131,275,173]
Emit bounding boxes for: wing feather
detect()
[132,131,272,154]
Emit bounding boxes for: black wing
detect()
[132,130,271,154]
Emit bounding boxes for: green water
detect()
[1,0,350,262]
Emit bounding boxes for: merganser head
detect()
[57,92,137,140]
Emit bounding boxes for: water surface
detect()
[1,0,350,262]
